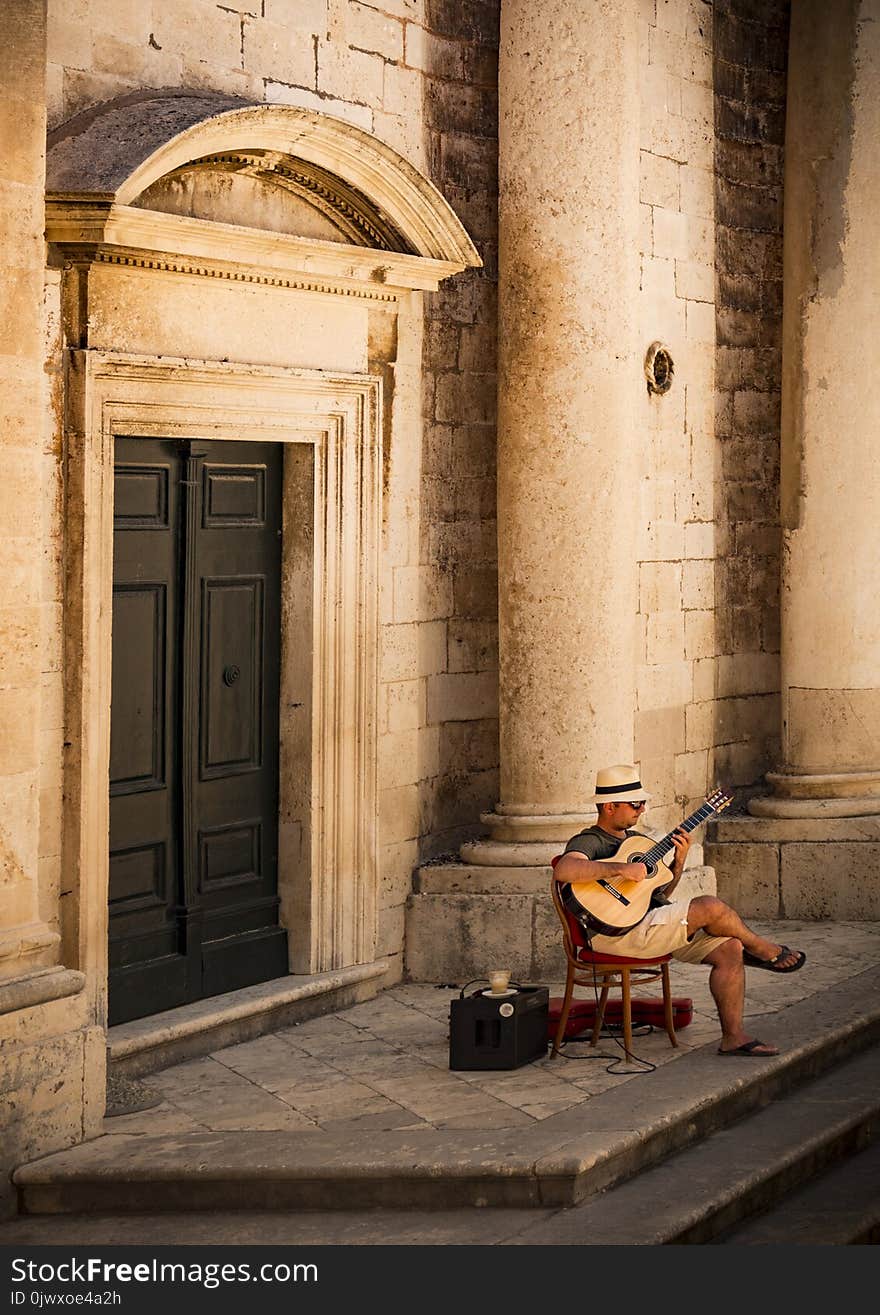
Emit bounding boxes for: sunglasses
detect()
[621,800,646,809]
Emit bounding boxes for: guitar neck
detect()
[640,801,721,868]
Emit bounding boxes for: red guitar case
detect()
[546,995,693,1041]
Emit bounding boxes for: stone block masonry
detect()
[45,0,502,974]
[710,0,788,791]
[635,0,721,832]
[0,1,61,982]
[417,1,501,862]
[706,815,880,921]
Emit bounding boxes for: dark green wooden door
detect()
[109,437,288,1025]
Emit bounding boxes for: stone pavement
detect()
[2,918,879,1246]
[55,920,880,1137]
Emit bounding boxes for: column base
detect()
[459,839,561,866]
[0,921,61,983]
[748,770,880,819]
[0,965,99,1223]
[460,808,596,866]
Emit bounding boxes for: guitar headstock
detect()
[705,787,734,816]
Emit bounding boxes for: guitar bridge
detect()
[597,879,630,907]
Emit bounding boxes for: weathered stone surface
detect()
[0,1020,97,1220]
[712,815,880,843]
[109,963,392,1079]
[704,841,780,919]
[405,893,534,980]
[781,844,880,921]
[0,967,84,1017]
[415,862,550,895]
[763,0,880,811]
[408,863,717,980]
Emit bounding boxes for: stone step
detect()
[108,960,391,1080]
[14,967,880,1216]
[716,1136,880,1245]
[514,1040,880,1245]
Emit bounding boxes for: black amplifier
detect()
[449,984,549,1070]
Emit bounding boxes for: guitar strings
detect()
[569,792,732,903]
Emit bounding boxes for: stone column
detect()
[0,0,58,975]
[750,0,880,819]
[463,0,641,863]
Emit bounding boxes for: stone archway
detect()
[47,93,480,1021]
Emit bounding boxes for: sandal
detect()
[742,945,806,973]
[717,1038,779,1057]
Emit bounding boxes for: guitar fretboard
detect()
[639,799,725,869]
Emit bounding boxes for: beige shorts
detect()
[585,899,731,964]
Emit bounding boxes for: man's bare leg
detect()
[686,897,802,1054]
[700,938,778,1054]
[686,895,801,968]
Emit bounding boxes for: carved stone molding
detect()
[64,352,381,999]
[166,150,407,252]
[45,95,481,287]
[46,201,467,298]
[0,922,62,979]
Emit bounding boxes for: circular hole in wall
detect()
[645,341,674,395]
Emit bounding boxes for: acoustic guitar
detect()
[561,789,734,936]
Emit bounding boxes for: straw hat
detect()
[590,764,651,804]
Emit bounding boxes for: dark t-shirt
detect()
[563,825,644,860]
[562,825,673,916]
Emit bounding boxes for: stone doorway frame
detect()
[63,350,382,1007]
[46,95,480,1023]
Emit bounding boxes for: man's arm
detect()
[553,850,648,885]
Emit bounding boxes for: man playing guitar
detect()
[553,764,807,1058]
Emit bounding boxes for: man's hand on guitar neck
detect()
[668,827,691,879]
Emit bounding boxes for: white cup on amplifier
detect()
[488,969,511,995]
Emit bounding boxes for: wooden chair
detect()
[549,856,678,1061]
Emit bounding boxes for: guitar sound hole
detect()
[628,853,656,878]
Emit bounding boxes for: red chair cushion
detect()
[577,947,672,966]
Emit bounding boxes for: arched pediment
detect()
[46,91,480,269]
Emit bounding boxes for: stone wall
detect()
[0,0,103,1223]
[634,0,719,832]
[1,1,55,977]
[711,0,788,791]
[418,2,500,861]
[39,0,798,928]
[43,0,502,973]
[19,1,799,987]
[631,0,788,832]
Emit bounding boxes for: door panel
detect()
[201,577,264,774]
[109,437,287,1025]
[109,584,167,790]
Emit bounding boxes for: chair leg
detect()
[591,981,609,1046]
[661,961,678,1048]
[621,968,633,1059]
[551,967,576,1059]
